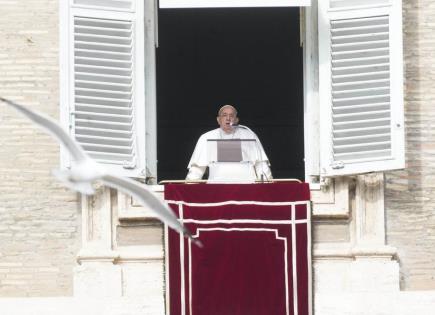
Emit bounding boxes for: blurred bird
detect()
[1,97,200,246]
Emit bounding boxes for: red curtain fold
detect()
[165,183,311,315]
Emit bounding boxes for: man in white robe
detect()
[186,105,272,181]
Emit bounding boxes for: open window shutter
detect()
[318,0,404,177]
[60,0,146,177]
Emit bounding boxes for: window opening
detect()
[156,7,304,181]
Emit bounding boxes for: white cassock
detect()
[186,127,272,181]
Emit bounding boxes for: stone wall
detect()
[1,0,434,298]
[0,0,80,296]
[385,0,435,290]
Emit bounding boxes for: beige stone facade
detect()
[0,0,80,296]
[0,0,435,313]
[385,0,435,290]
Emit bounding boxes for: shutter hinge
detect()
[330,161,345,169]
[69,111,75,129]
[320,176,332,190]
[123,157,137,169]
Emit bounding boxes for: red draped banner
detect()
[165,183,311,315]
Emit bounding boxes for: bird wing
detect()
[2,97,202,246]
[100,174,199,244]
[51,169,96,195]
[1,97,88,163]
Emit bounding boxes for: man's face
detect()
[217,106,239,133]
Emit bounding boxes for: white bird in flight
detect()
[1,97,200,246]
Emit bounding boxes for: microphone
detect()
[230,123,247,129]
[229,123,270,182]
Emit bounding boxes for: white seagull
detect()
[1,97,200,246]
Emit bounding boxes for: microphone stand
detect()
[230,124,270,182]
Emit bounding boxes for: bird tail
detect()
[183,227,204,248]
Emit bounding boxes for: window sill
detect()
[117,179,351,221]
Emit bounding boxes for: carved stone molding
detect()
[312,177,350,217]
[79,186,115,258]
[353,173,393,249]
[117,185,163,220]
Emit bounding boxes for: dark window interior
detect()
[156,7,304,181]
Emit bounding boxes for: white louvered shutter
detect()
[318,0,404,177]
[60,0,146,177]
